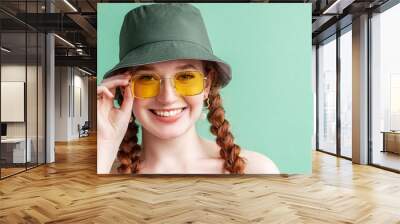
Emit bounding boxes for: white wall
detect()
[54,66,69,141]
[1,65,40,138]
[1,65,25,129]
[54,66,89,141]
[72,72,89,138]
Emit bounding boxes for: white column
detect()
[352,14,369,164]
[46,1,55,163]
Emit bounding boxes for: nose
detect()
[156,78,179,105]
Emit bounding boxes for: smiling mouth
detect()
[149,107,187,117]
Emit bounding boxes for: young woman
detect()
[97,3,279,174]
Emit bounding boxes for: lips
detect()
[150,108,185,117]
[149,107,187,123]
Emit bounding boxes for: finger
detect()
[102,71,131,81]
[100,78,130,91]
[120,83,134,114]
[97,97,112,119]
[97,86,116,112]
[97,86,114,98]
[105,71,132,80]
[97,90,114,107]
[101,72,131,85]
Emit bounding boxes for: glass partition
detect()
[0,1,46,179]
[317,36,337,154]
[1,31,28,177]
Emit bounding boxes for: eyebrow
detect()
[176,64,199,70]
[133,63,200,72]
[132,65,154,72]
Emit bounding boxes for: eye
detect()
[137,74,157,81]
[176,72,195,81]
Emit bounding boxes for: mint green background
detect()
[98,3,312,174]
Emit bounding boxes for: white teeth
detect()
[153,108,184,117]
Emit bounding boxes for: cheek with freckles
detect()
[132,99,149,124]
[183,95,204,120]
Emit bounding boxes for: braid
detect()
[116,88,142,174]
[207,85,246,174]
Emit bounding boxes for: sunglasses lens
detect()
[174,71,205,96]
[131,71,205,98]
[132,74,160,98]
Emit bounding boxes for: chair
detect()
[78,121,90,138]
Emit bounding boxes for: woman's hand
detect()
[97,72,133,174]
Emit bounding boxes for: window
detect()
[339,28,352,158]
[371,3,400,171]
[317,36,337,154]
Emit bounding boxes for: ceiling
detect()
[0,0,394,75]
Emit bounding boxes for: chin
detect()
[152,127,189,140]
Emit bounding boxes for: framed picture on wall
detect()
[96,3,313,175]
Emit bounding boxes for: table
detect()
[381,131,400,154]
[1,138,32,163]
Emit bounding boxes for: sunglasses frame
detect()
[130,70,208,99]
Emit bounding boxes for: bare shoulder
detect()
[240,149,280,174]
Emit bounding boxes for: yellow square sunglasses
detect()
[131,70,208,99]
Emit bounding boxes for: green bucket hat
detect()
[103,3,232,87]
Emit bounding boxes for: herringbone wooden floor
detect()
[0,134,399,224]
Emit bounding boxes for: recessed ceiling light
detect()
[78,67,92,76]
[322,0,355,15]
[1,47,11,53]
[54,34,75,48]
[63,0,78,12]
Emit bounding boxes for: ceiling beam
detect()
[55,55,96,73]
[67,13,97,46]
[312,15,335,33]
[322,0,356,14]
